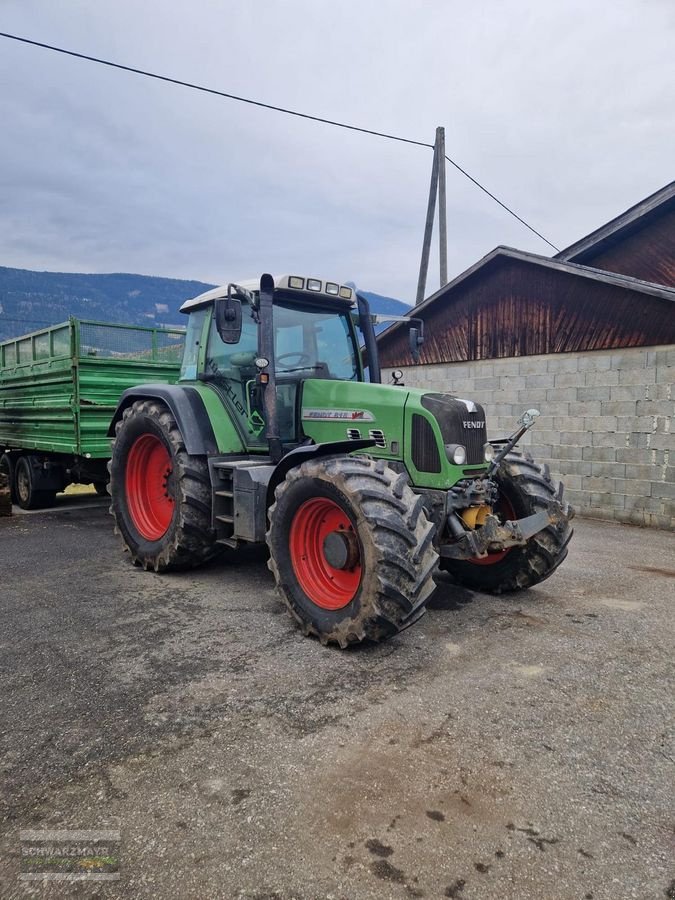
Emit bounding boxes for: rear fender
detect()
[107,385,218,456]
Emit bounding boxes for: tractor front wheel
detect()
[267,455,438,647]
[439,449,574,593]
[109,399,218,571]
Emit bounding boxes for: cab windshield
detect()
[205,296,360,446]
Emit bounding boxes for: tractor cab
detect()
[179,275,379,458]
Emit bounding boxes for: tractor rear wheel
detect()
[267,455,438,647]
[109,399,219,571]
[439,449,574,593]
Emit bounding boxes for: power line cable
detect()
[0,30,560,251]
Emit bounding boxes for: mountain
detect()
[0,267,411,342]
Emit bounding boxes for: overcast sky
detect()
[0,0,673,301]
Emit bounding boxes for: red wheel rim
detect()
[470,493,516,566]
[289,497,362,610]
[125,434,175,541]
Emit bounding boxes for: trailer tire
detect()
[13,456,57,510]
[109,399,219,571]
[439,449,574,593]
[267,455,438,647]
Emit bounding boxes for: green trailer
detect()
[0,318,184,508]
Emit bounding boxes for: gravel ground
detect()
[0,498,673,899]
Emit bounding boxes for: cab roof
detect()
[180,274,355,313]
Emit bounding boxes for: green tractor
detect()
[108,274,573,647]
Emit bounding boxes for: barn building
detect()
[378,182,675,529]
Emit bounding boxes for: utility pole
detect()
[416,126,448,305]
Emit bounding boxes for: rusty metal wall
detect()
[569,207,675,287]
[378,258,675,367]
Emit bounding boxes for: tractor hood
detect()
[299,379,488,485]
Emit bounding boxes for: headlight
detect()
[484,442,495,463]
[445,444,467,466]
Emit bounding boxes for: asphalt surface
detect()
[0,498,673,899]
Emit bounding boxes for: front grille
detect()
[421,393,486,465]
[411,414,441,473]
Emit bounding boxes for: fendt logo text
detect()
[463,420,485,429]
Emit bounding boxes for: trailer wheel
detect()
[0,454,17,504]
[439,449,574,593]
[13,456,57,510]
[267,455,438,647]
[109,399,219,571]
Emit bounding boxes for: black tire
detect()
[13,456,57,510]
[439,449,574,593]
[109,399,219,571]
[0,454,17,504]
[93,481,109,497]
[267,455,438,648]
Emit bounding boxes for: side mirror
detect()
[215,289,242,345]
[408,321,424,363]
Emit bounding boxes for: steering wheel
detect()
[277,352,311,369]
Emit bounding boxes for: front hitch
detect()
[440,499,568,561]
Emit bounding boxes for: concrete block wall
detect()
[396,344,674,530]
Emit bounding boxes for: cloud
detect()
[0,0,673,300]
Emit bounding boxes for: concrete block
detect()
[647,512,674,529]
[571,401,603,417]
[584,475,615,492]
[528,444,553,460]
[591,461,626,478]
[615,447,658,466]
[582,446,616,462]
[650,481,675,501]
[619,367,657,386]
[547,387,577,402]
[639,432,674,451]
[577,353,612,372]
[584,416,618,432]
[524,374,555,390]
[601,400,638,417]
[518,357,549,375]
[545,355,579,374]
[649,382,673,400]
[539,402,570,418]
[631,416,664,433]
[549,445,584,461]
[610,349,650,370]
[558,459,593,476]
[610,384,645,402]
[589,491,624,509]
[561,473,583,491]
[498,375,527,391]
[555,416,585,432]
[577,385,612,402]
[624,465,656,481]
[636,399,675,417]
[554,372,583,388]
[591,431,622,448]
[584,369,620,387]
[517,389,548,403]
[473,376,501,390]
[614,478,652,497]
[559,430,593,447]
[492,360,521,375]
[624,495,664,513]
[655,348,675,366]
[493,390,521,404]
[613,508,648,527]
